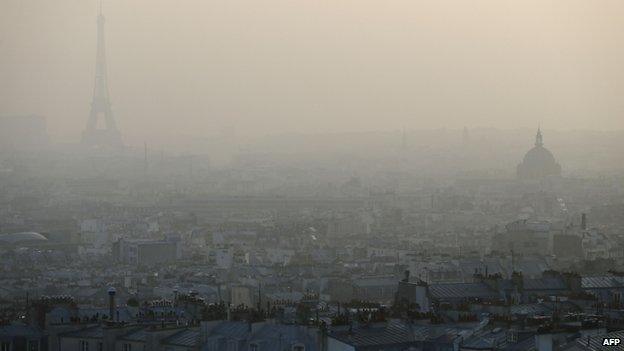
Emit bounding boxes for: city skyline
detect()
[1,0,624,145]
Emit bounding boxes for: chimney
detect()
[581,213,587,230]
[511,271,524,292]
[403,270,410,282]
[563,272,582,293]
[482,273,502,291]
[108,287,116,322]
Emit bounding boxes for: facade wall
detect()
[326,338,355,351]
[137,243,177,266]
[115,340,144,351]
[59,337,103,351]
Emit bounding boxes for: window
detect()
[123,344,132,351]
[98,342,103,351]
[250,343,259,351]
[292,344,305,351]
[1,342,10,351]
[80,340,89,351]
[28,340,39,351]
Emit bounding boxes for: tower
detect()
[82,3,123,148]
[535,126,543,147]
[107,287,116,321]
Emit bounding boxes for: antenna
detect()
[402,127,407,150]
[144,142,148,175]
[511,249,515,274]
[257,283,262,315]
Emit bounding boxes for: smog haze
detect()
[1,0,624,145]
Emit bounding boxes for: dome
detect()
[0,231,48,245]
[522,145,558,166]
[517,129,561,180]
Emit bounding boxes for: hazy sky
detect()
[1,0,623,143]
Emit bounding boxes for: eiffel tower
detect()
[82,3,123,148]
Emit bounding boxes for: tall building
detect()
[516,128,561,180]
[81,5,123,148]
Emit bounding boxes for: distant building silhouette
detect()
[81,5,123,148]
[462,126,470,146]
[516,128,561,180]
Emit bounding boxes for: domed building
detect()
[517,128,561,180]
[0,231,48,246]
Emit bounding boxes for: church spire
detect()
[535,126,543,147]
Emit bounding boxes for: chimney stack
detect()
[581,213,587,230]
[108,287,116,322]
